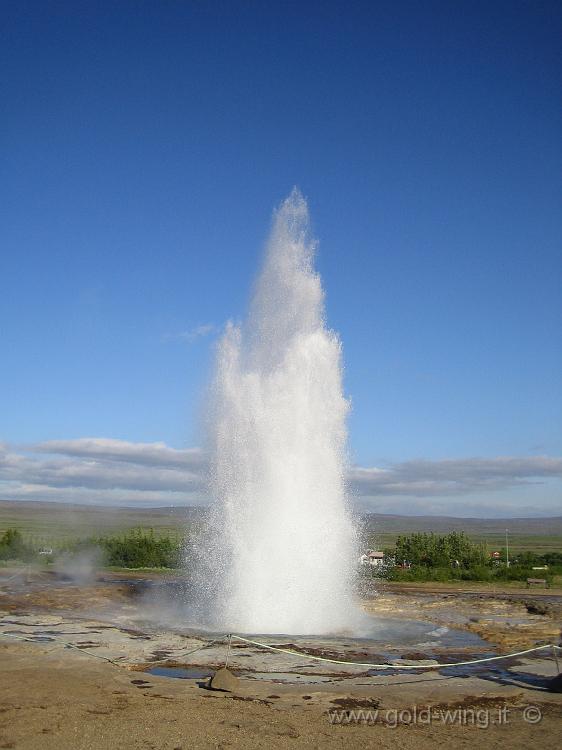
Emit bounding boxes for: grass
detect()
[381,577,562,592]
[3,502,561,548]
[105,566,179,574]
[1,501,560,570]
[0,501,199,542]
[367,532,562,555]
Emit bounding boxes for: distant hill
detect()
[362,513,562,536]
[0,501,561,551]
[361,513,562,553]
[0,500,205,539]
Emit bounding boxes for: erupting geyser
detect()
[200,189,361,635]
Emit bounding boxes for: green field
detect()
[0,501,200,543]
[0,501,561,556]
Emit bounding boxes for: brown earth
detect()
[1,641,562,750]
[1,570,561,749]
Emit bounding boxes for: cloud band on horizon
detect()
[0,438,560,517]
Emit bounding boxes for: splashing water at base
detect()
[196,189,363,635]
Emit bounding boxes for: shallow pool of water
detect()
[229,617,490,652]
[147,666,213,680]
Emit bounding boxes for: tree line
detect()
[375,531,561,582]
[0,527,183,569]
[2,526,561,580]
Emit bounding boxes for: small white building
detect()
[359,550,385,567]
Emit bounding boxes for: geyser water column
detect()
[204,189,361,635]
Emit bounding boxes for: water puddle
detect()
[437,663,551,689]
[147,666,213,680]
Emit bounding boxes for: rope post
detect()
[552,644,560,675]
[224,633,232,669]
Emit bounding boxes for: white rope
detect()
[3,627,560,673]
[0,629,224,667]
[0,631,122,664]
[230,634,562,670]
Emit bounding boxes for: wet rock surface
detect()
[0,569,560,686]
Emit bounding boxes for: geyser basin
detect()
[143,616,493,686]
[192,189,362,635]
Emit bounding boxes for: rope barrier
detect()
[230,634,562,670]
[2,627,560,673]
[0,629,225,668]
[0,631,122,664]
[175,636,227,660]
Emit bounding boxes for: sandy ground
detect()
[2,641,561,750]
[1,570,561,749]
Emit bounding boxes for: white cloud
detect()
[163,324,216,344]
[1,439,561,514]
[0,439,205,505]
[349,456,562,497]
[0,483,197,507]
[34,438,204,469]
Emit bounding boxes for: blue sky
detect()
[1,1,561,515]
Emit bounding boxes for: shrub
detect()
[0,528,33,562]
[459,565,493,581]
[492,565,553,584]
[96,529,182,569]
[394,531,487,569]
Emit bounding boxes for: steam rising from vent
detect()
[196,189,362,635]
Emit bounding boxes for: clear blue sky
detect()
[1,1,560,514]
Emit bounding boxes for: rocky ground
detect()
[363,580,562,651]
[0,568,561,749]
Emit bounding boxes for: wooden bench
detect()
[526,578,549,588]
